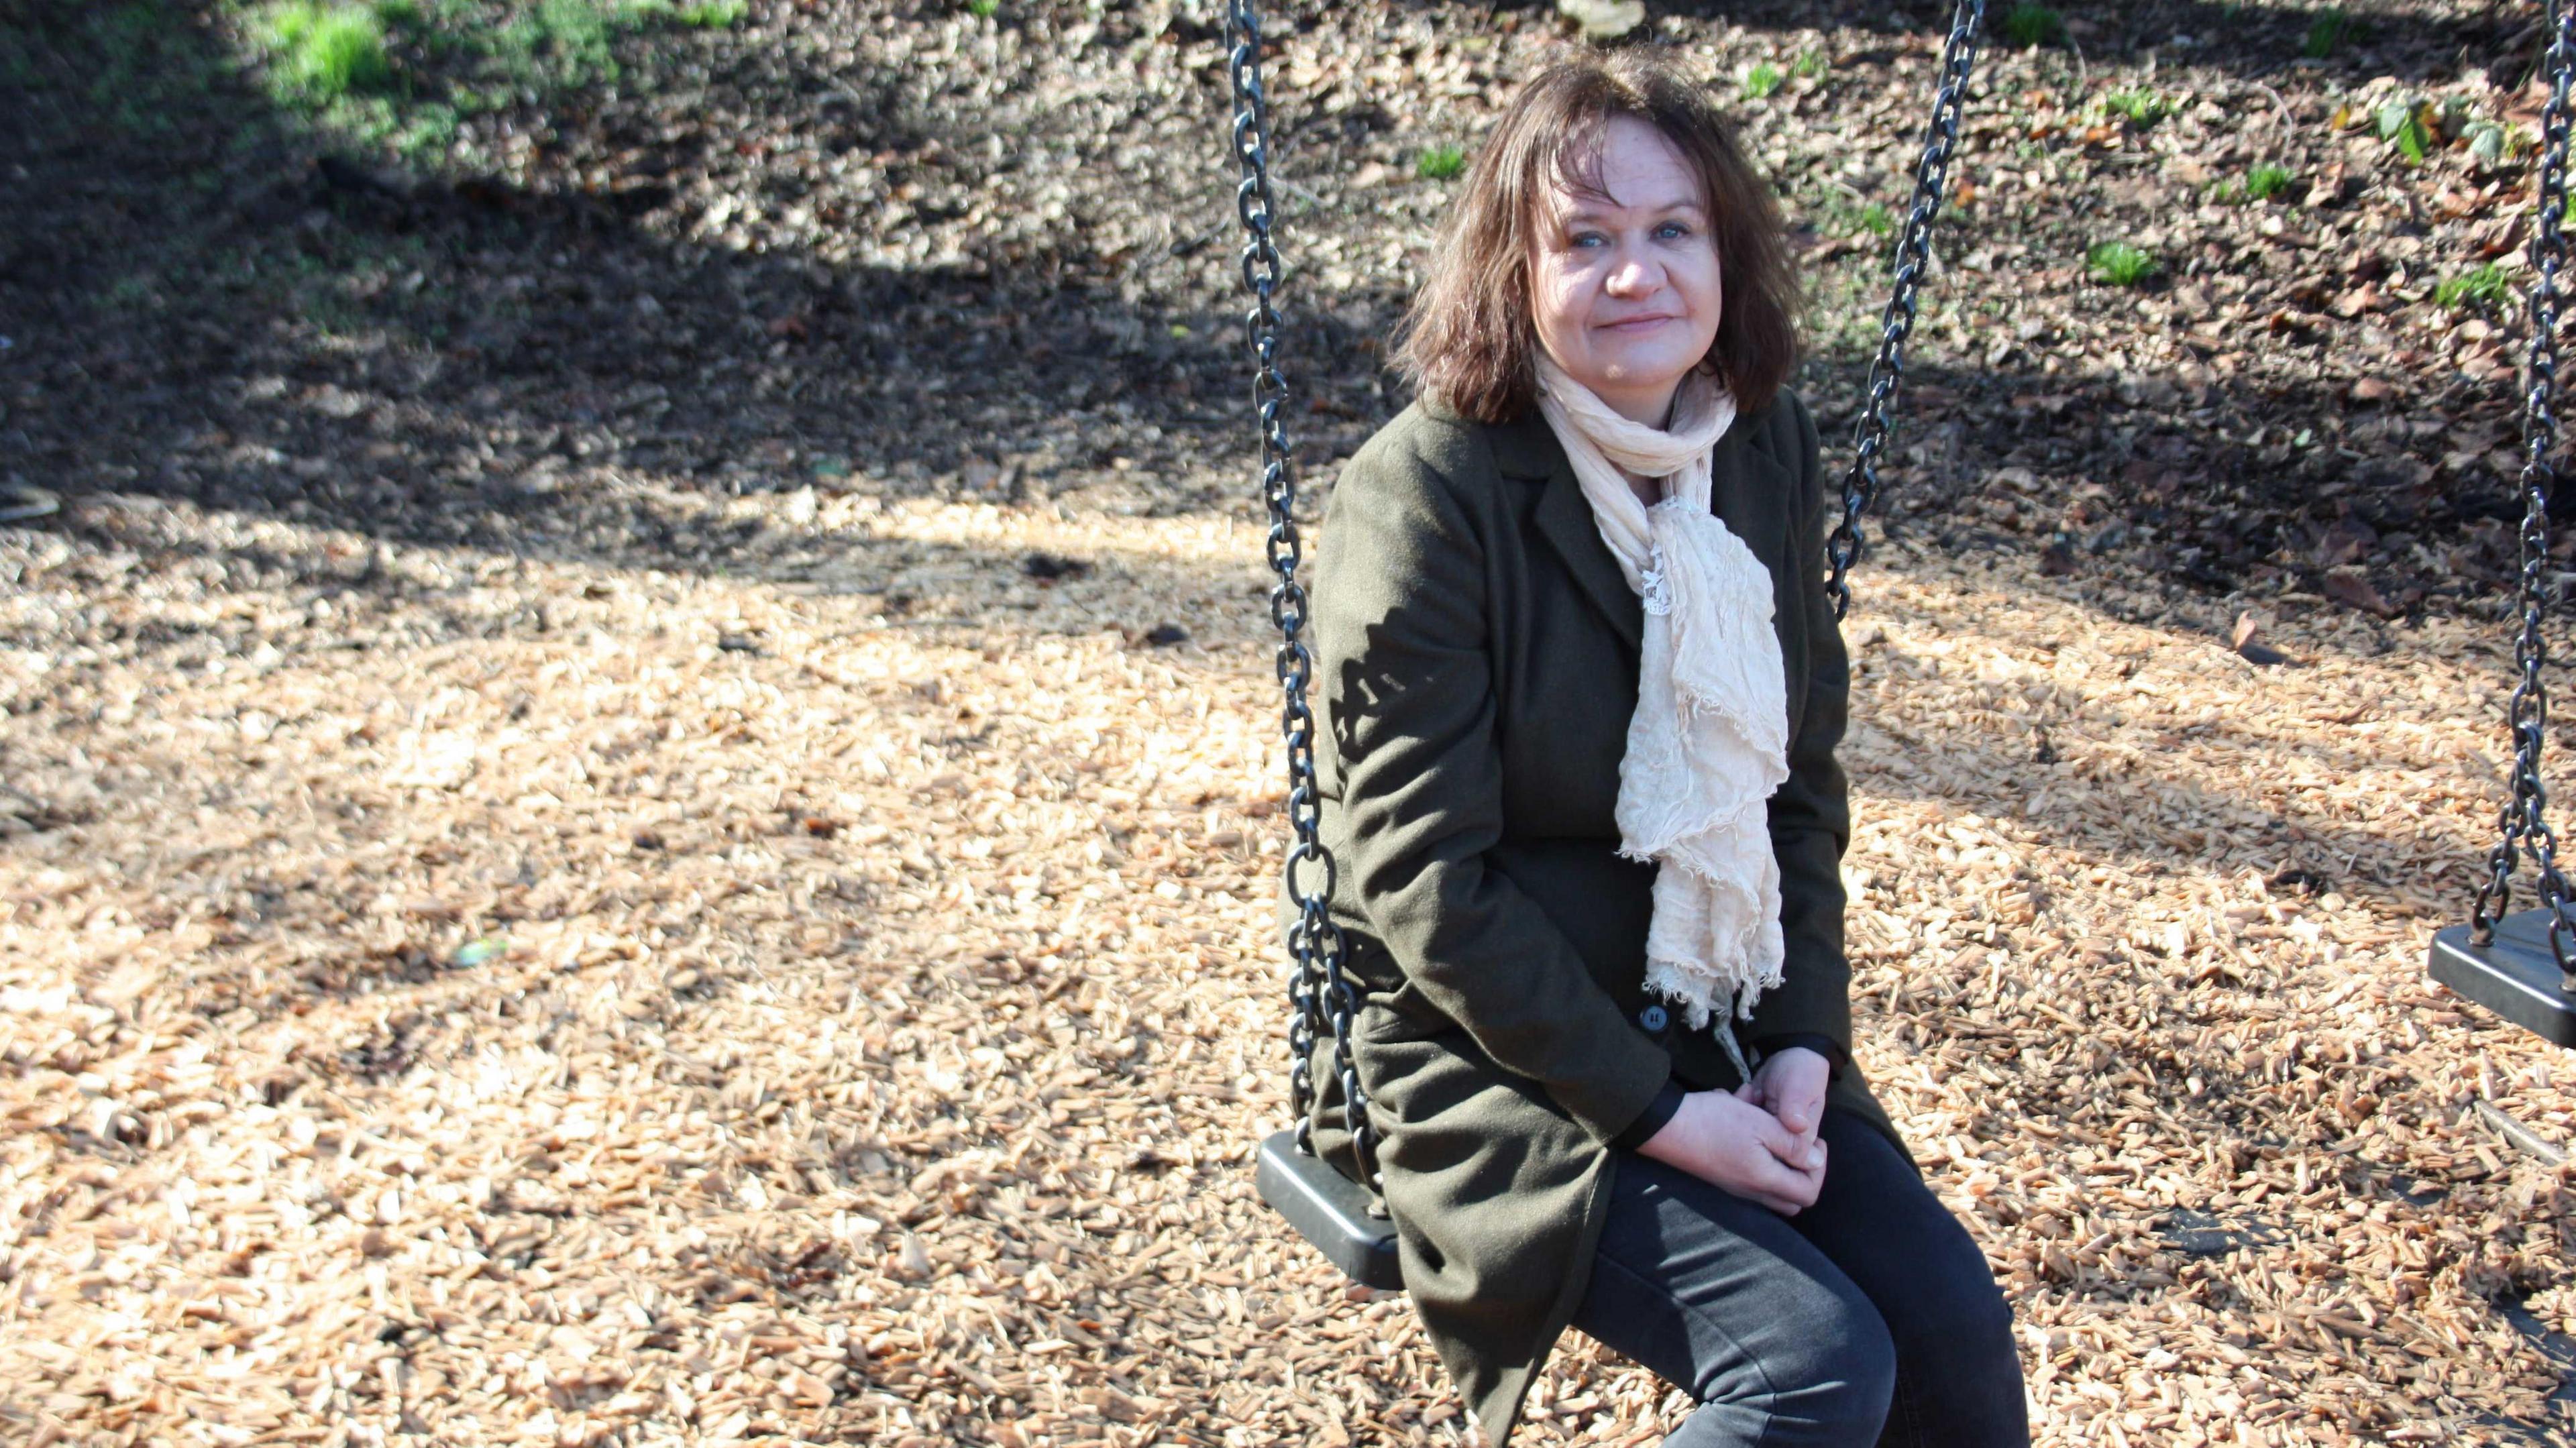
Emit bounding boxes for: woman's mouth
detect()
[1602,315,1674,332]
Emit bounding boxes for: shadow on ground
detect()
[0,3,2546,618]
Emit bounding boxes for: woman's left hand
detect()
[1737,1046,1831,1172]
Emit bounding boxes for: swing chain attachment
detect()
[1226,0,1383,1190]
[2471,0,2576,991]
[1824,0,1987,622]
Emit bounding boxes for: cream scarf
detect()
[1534,355,1787,1075]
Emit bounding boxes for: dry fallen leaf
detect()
[2321,568,2398,617]
[2231,610,2289,666]
[1556,0,1645,40]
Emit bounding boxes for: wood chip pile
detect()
[1,490,2569,1447]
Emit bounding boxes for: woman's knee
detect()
[1915,1262,2023,1404]
[1890,1218,2017,1364]
[1960,1264,2017,1347]
[1725,1274,1896,1443]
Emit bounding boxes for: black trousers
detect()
[1568,1108,2031,1447]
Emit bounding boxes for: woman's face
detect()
[1527,115,1723,427]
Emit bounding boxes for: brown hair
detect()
[1391,49,1801,423]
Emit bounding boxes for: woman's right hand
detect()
[1635,1089,1828,1215]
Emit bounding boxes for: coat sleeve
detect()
[1317,427,1674,1145]
[1746,390,1858,1056]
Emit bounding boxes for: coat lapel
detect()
[1534,461,1645,652]
[1486,402,1801,657]
[1711,418,1799,581]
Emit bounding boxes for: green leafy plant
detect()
[1741,61,1784,100]
[2304,8,2349,59]
[2087,240,2156,286]
[2243,163,2296,201]
[2375,96,2436,164]
[965,0,998,15]
[451,934,510,967]
[1792,48,1827,80]
[1416,144,1466,180]
[260,2,393,99]
[678,0,745,23]
[2001,3,2064,48]
[2434,262,2513,311]
[2462,118,2522,166]
[2104,89,2174,126]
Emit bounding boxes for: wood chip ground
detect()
[2,488,2571,1447]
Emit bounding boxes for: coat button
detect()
[1638,1005,1668,1033]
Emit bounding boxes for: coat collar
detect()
[1426,394,1799,653]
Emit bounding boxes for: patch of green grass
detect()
[2243,163,2296,201]
[233,0,741,172]
[472,0,685,86]
[1791,47,1827,80]
[2086,240,2156,286]
[103,274,162,313]
[390,98,460,162]
[1741,61,1784,100]
[1814,194,1896,238]
[2104,89,2174,125]
[1806,258,1891,355]
[2304,8,2349,59]
[1416,144,1466,181]
[260,2,394,99]
[2001,3,2064,48]
[2434,262,2514,311]
[505,0,610,82]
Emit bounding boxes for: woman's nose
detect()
[1605,249,1660,296]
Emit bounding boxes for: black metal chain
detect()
[1225,0,1381,1190]
[2471,0,2576,991]
[1824,0,1988,622]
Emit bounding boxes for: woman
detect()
[1295,51,2029,1447]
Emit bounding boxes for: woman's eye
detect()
[1657,221,1693,239]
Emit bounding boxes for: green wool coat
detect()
[1288,384,1911,1447]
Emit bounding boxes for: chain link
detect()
[1226,0,1382,1190]
[1825,0,1987,622]
[2471,0,2576,991]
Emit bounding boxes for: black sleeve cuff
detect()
[1754,1034,1847,1084]
[1610,1078,1688,1151]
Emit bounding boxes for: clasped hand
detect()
[1635,1046,1831,1215]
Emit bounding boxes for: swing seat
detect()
[2426,906,2576,1048]
[1256,1129,1404,1290]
